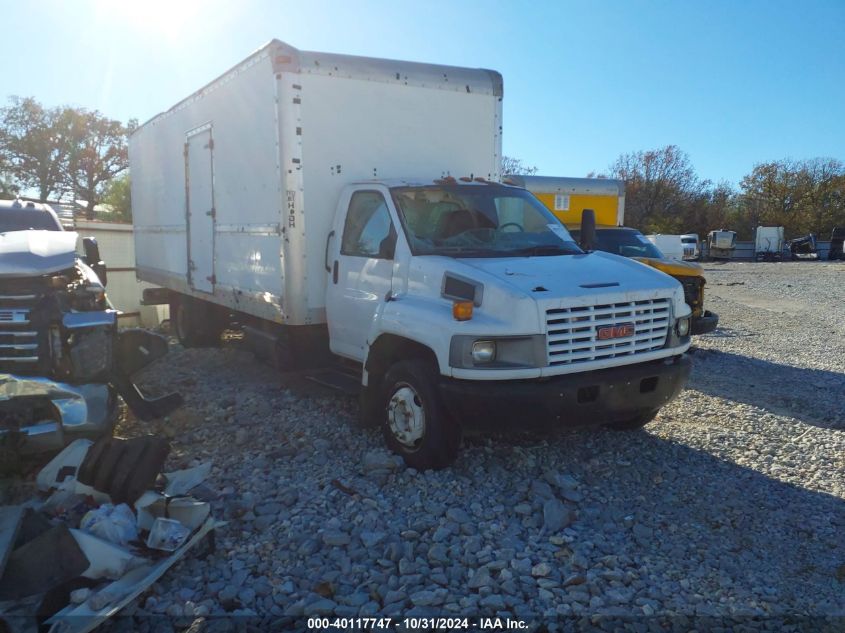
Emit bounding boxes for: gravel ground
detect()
[110,261,844,632]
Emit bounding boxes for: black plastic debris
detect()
[77,436,170,506]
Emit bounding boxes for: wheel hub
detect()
[388,385,425,448]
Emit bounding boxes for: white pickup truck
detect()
[131,40,692,469]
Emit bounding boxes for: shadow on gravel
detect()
[687,348,844,429]
[467,428,845,621]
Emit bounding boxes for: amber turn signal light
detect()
[452,300,473,321]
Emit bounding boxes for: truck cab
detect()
[324,180,692,468]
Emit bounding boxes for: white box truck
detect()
[131,40,692,469]
[645,235,685,261]
[754,226,784,261]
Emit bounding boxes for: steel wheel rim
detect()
[387,383,426,449]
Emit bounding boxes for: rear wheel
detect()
[171,297,224,347]
[607,409,659,431]
[380,359,460,470]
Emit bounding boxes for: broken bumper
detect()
[0,374,116,453]
[691,310,719,335]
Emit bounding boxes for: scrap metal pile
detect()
[0,436,219,633]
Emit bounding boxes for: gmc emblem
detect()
[597,323,635,340]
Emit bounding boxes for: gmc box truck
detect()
[131,41,692,469]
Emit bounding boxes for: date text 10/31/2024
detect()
[307,617,530,630]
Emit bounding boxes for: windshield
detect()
[570,228,665,259]
[390,185,581,258]
[0,209,62,233]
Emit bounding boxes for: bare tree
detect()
[501,155,538,176]
[607,145,703,232]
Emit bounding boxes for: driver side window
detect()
[341,191,396,259]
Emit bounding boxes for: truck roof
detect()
[0,199,63,232]
[134,40,503,133]
[352,178,517,189]
[502,175,624,197]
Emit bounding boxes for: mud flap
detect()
[111,330,182,421]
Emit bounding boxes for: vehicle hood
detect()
[0,230,78,277]
[632,256,703,278]
[457,251,681,296]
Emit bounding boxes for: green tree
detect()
[0,96,75,201]
[65,109,129,219]
[101,173,132,222]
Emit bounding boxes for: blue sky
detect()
[2,0,843,187]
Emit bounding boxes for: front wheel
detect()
[380,359,461,470]
[606,409,659,431]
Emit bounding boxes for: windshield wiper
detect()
[511,245,578,257]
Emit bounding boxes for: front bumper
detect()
[439,355,691,429]
[691,310,719,335]
[0,374,116,454]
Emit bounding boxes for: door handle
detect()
[325,230,335,272]
[332,261,338,284]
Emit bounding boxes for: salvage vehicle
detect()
[754,226,784,262]
[707,229,737,260]
[786,233,819,260]
[131,40,692,469]
[506,176,718,335]
[645,234,684,261]
[680,234,700,260]
[0,199,180,456]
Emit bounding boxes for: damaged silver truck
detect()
[0,199,181,458]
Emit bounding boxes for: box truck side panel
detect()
[131,51,286,321]
[505,176,625,228]
[290,72,502,323]
[533,193,621,227]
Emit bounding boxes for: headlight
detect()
[471,340,496,363]
[677,317,690,337]
[450,335,544,369]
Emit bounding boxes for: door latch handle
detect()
[325,230,335,272]
[332,261,338,284]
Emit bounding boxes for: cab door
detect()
[325,189,397,361]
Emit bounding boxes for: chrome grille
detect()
[546,298,670,366]
[0,287,44,367]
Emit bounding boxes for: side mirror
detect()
[83,236,108,286]
[378,228,397,260]
[579,209,596,252]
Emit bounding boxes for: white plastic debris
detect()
[36,439,93,492]
[80,504,138,546]
[162,462,212,496]
[135,492,210,531]
[69,530,143,580]
[69,588,90,605]
[146,518,190,552]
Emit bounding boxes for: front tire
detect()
[607,409,659,431]
[380,359,460,470]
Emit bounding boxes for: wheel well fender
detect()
[364,334,438,390]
